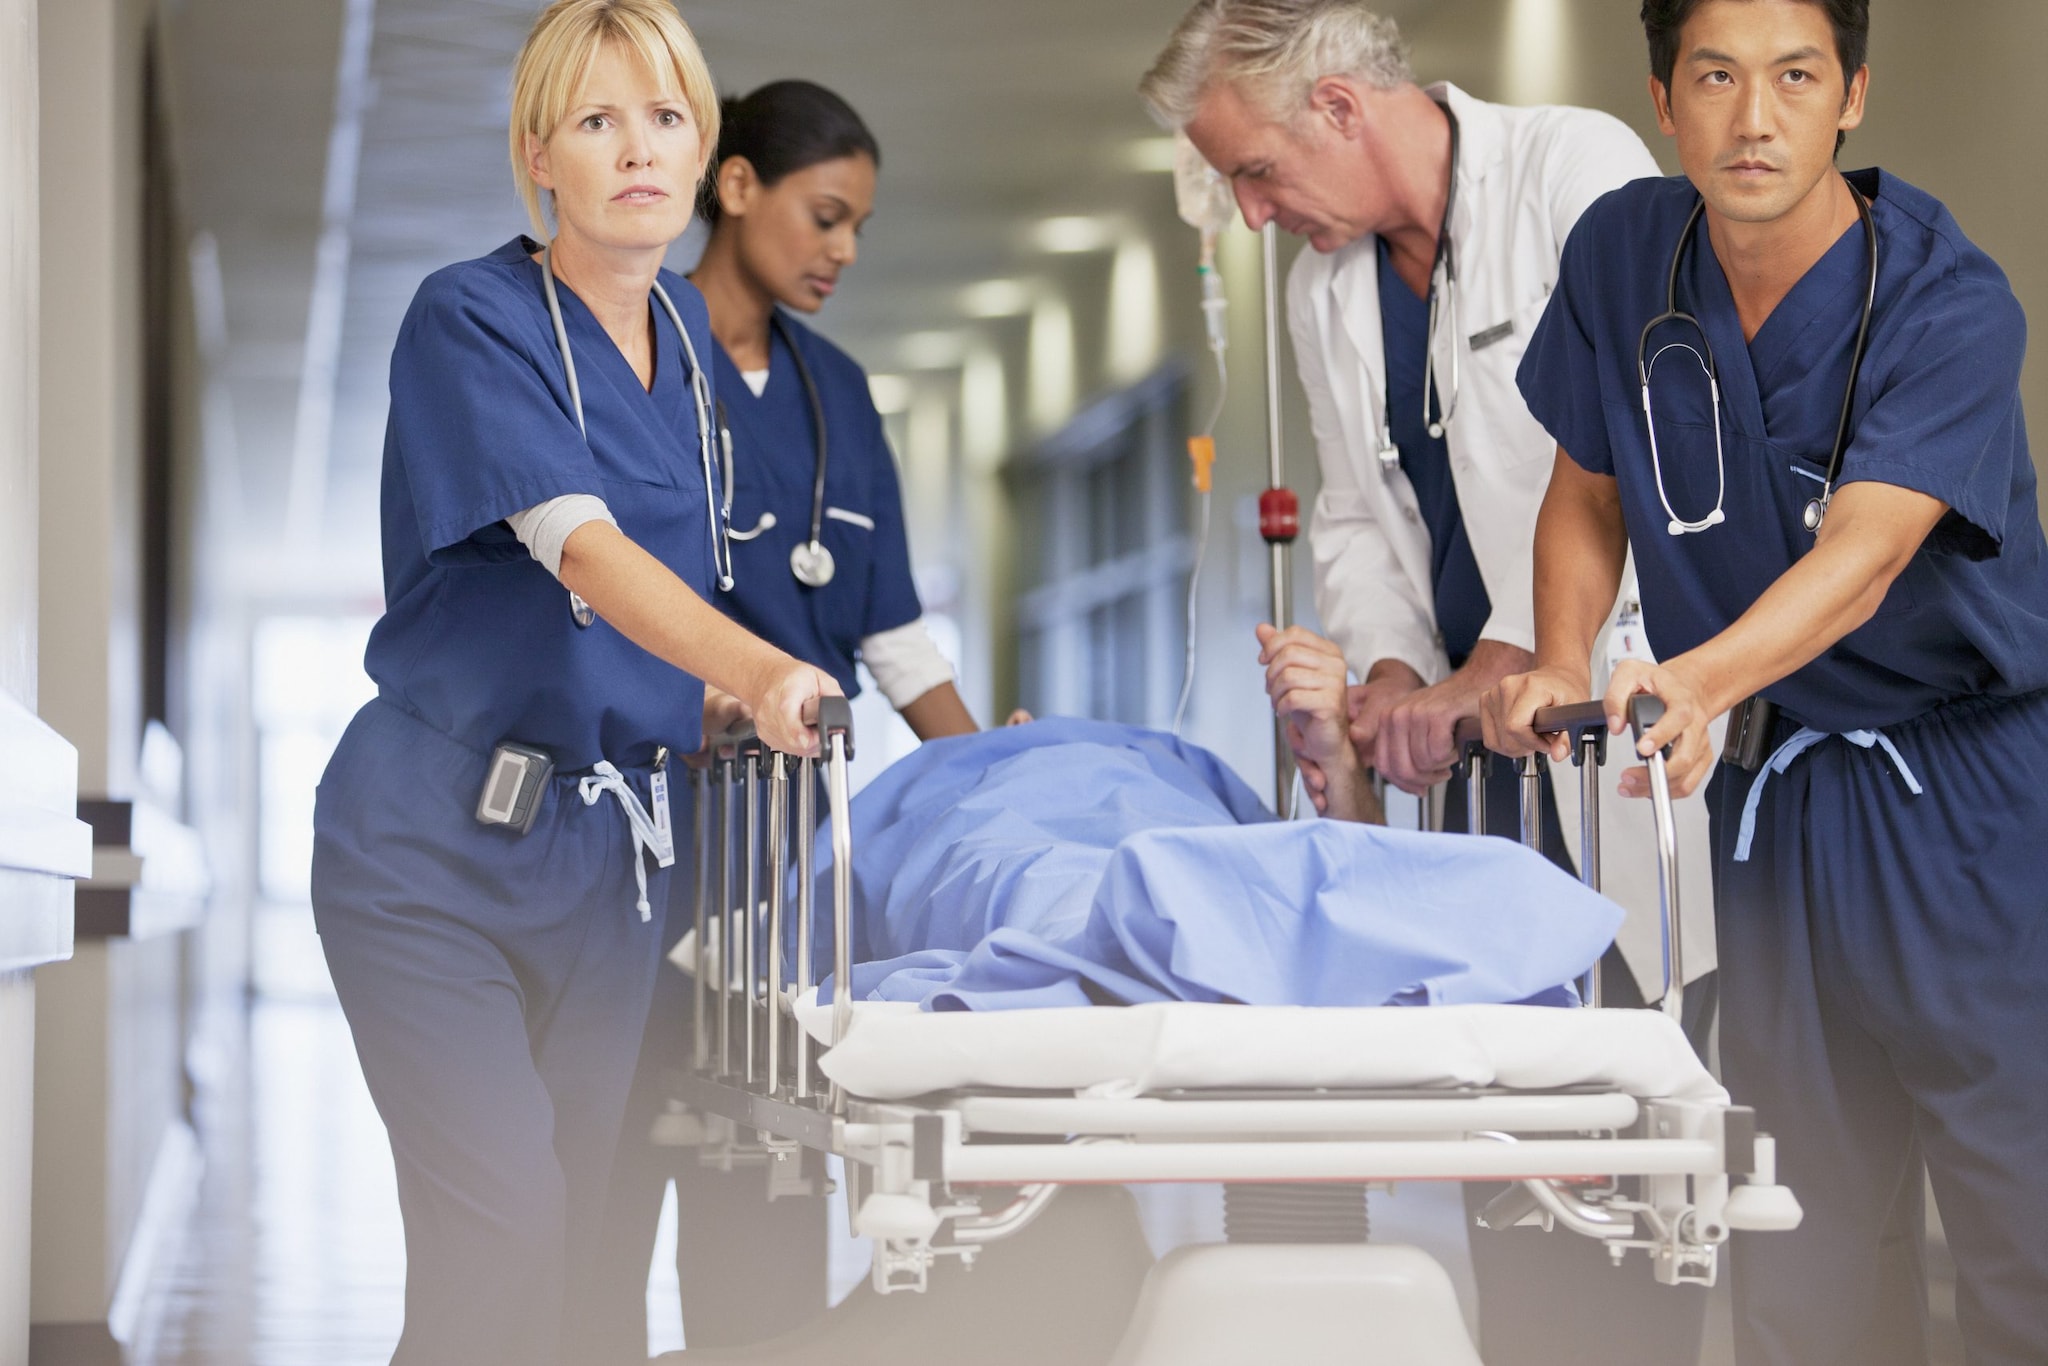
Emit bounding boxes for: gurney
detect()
[663,699,1801,1365]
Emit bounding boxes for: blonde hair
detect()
[508,0,721,238]
[1140,0,1411,128]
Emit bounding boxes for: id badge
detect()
[650,768,676,868]
[1605,598,1653,676]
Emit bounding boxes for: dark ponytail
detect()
[697,80,881,222]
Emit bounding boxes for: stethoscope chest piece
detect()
[790,539,836,588]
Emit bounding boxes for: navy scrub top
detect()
[711,311,924,698]
[366,237,719,770]
[1378,236,1491,667]
[1519,171,2048,733]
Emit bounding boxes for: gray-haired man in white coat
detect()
[1143,4,1716,1363]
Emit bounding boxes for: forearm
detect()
[559,522,796,703]
[1321,749,1385,825]
[899,682,978,741]
[1663,484,1944,717]
[1531,452,1628,686]
[1450,639,1537,692]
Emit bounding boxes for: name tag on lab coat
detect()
[1469,319,1515,351]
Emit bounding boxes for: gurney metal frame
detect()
[665,697,1798,1320]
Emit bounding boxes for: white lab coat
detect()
[1288,83,1717,995]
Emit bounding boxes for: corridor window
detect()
[1012,367,1190,726]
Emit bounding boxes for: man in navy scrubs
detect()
[1487,1,2048,1360]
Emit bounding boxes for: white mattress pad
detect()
[791,995,1726,1105]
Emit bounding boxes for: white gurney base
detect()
[1107,1244,1482,1366]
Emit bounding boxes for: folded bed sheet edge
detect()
[789,994,1726,1105]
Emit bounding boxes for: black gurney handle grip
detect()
[1448,715,1490,778]
[1521,696,1669,760]
[802,695,856,759]
[1530,701,1608,738]
[1524,698,1668,747]
[705,699,856,760]
[1530,702,1610,768]
[1626,694,1670,757]
[707,719,757,754]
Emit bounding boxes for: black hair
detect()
[696,80,881,223]
[1641,0,1868,153]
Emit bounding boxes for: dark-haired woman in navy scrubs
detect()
[589,81,989,1359]
[695,79,979,740]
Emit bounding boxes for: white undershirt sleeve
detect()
[506,494,618,580]
[859,618,957,710]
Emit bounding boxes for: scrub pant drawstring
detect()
[579,761,673,921]
[1734,726,1924,862]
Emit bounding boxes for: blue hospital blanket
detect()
[808,719,1623,1011]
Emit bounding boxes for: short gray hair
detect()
[1139,0,1413,128]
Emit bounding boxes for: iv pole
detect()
[1258,223,1300,815]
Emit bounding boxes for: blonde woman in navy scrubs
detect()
[309,5,840,1364]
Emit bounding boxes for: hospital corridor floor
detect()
[118,914,1967,1366]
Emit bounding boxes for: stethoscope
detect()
[714,310,839,588]
[1638,183,1878,537]
[540,245,734,627]
[1378,102,1461,475]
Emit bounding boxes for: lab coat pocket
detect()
[1462,288,1565,470]
[1311,487,1375,532]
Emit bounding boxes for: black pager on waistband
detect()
[476,741,555,836]
[1723,696,1779,772]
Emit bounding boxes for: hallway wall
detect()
[0,0,42,1359]
[30,1,204,1359]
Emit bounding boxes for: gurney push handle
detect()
[1473,695,1684,1021]
[802,694,856,759]
[691,699,858,1111]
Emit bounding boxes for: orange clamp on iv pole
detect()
[1187,435,1216,495]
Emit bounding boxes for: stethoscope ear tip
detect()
[1666,506,1729,536]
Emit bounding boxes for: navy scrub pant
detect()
[1711,690,2048,1366]
[312,699,676,1366]
[584,876,828,1361]
[1447,761,1714,1366]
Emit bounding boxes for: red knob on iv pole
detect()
[1258,487,1298,543]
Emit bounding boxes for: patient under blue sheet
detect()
[810,719,1623,1012]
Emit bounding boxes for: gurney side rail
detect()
[1453,695,1682,1019]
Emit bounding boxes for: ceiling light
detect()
[1032,215,1117,254]
[867,373,913,414]
[1121,135,1179,173]
[898,330,968,370]
[958,278,1034,319]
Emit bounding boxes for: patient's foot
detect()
[663,1185,1156,1364]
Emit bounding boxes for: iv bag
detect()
[1172,131,1235,239]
